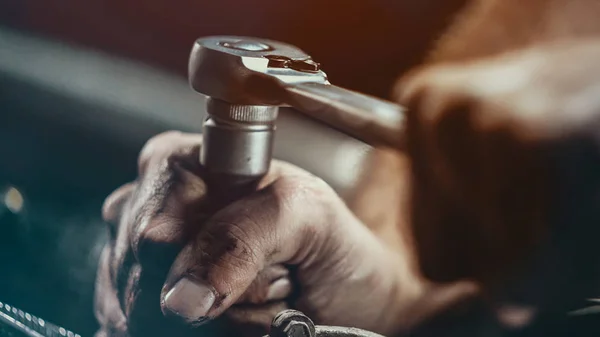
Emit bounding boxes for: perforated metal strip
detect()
[0,302,80,337]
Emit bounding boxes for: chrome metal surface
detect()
[201,114,275,179]
[200,97,277,205]
[189,36,328,105]
[269,310,386,337]
[206,98,278,123]
[285,82,404,149]
[190,36,405,149]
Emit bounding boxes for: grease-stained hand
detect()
[94,131,476,337]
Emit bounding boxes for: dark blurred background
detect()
[0,1,468,336]
[0,0,468,97]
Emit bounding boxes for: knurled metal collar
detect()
[206,98,278,123]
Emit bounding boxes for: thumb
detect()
[159,172,339,325]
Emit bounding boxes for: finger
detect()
[120,261,203,337]
[128,131,207,272]
[159,166,343,324]
[114,132,212,334]
[94,244,128,335]
[102,183,135,243]
[102,183,136,225]
[120,133,300,331]
[403,79,504,283]
[236,265,292,304]
[137,131,203,177]
[129,162,208,272]
[226,302,289,335]
[116,169,206,328]
[400,76,469,282]
[109,131,207,282]
[399,64,548,285]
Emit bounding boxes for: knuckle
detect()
[203,220,261,268]
[131,217,184,271]
[102,183,135,225]
[138,131,203,177]
[398,75,429,107]
[398,65,450,104]
[273,173,337,241]
[127,175,185,259]
[137,131,184,175]
[126,170,204,271]
[275,173,334,209]
[229,228,260,267]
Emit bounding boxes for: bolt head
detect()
[282,321,312,337]
[271,310,316,337]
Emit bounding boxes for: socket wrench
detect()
[191,36,406,200]
[190,36,405,150]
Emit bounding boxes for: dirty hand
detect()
[94,131,468,337]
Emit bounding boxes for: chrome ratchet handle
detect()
[283,82,405,149]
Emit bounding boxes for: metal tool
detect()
[192,36,406,201]
[0,302,80,337]
[0,301,381,337]
[191,36,406,150]
[190,36,403,337]
[268,310,385,337]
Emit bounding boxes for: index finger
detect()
[137,131,204,177]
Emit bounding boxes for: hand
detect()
[94,131,476,337]
[396,39,600,313]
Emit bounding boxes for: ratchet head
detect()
[190,36,406,149]
[189,36,328,106]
